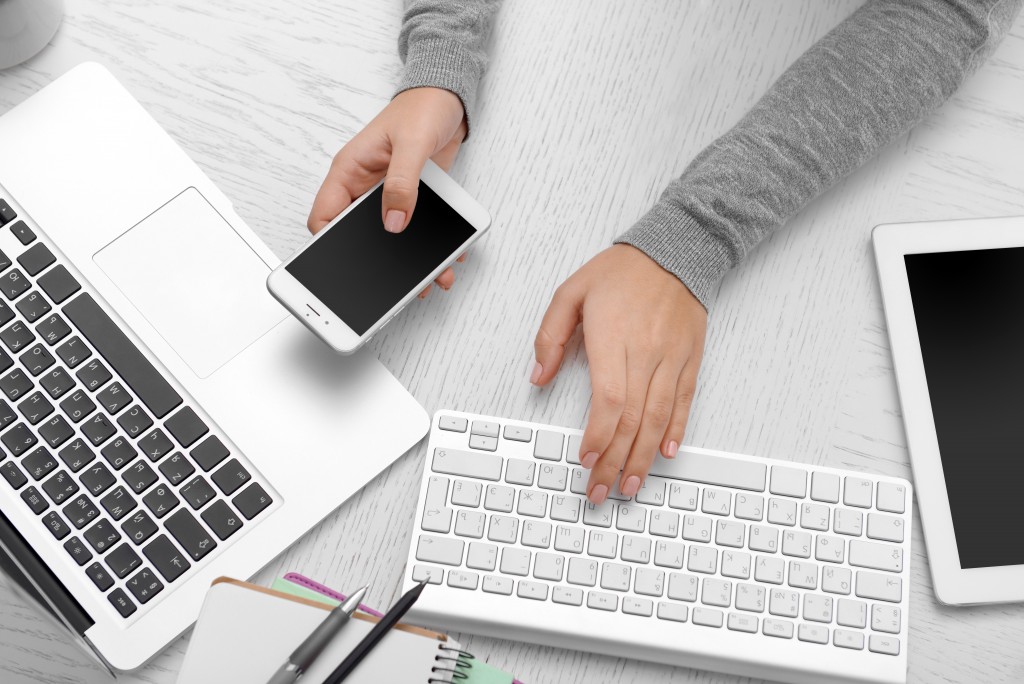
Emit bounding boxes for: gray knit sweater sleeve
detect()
[397,0,501,133]
[616,0,1023,306]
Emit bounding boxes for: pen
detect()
[322,580,428,684]
[266,585,368,684]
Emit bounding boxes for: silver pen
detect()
[266,585,368,684]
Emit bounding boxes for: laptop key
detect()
[41,469,78,504]
[201,500,244,540]
[82,413,116,446]
[85,562,114,592]
[57,438,95,471]
[18,391,54,424]
[0,200,15,225]
[233,482,273,520]
[212,458,250,496]
[0,348,11,374]
[64,495,100,529]
[0,301,12,327]
[142,483,179,519]
[106,542,143,579]
[0,251,8,275]
[10,220,36,245]
[20,344,55,376]
[121,510,158,546]
[80,462,115,496]
[143,534,191,583]
[97,381,129,415]
[41,510,70,540]
[84,518,122,554]
[117,405,153,438]
[20,485,48,514]
[100,486,137,521]
[22,446,57,480]
[76,359,112,391]
[107,588,136,618]
[190,435,228,471]
[165,509,217,561]
[16,291,51,323]
[122,460,158,494]
[0,321,34,353]
[141,428,173,462]
[63,293,181,417]
[159,452,194,486]
[0,461,27,489]
[37,265,79,303]
[0,399,15,429]
[181,475,216,510]
[40,367,75,399]
[166,407,209,448]
[37,314,71,346]
[126,567,163,604]
[63,536,93,566]
[39,415,74,448]
[60,390,96,423]
[2,422,37,455]
[100,436,138,470]
[1,269,30,301]
[17,243,55,276]
[55,336,90,368]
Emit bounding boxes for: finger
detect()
[619,360,682,497]
[382,136,434,233]
[418,284,433,299]
[586,352,657,503]
[661,358,699,458]
[308,140,385,234]
[457,253,467,263]
[435,267,456,291]
[531,281,583,386]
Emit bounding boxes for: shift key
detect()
[432,448,502,481]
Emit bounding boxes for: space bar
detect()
[648,451,767,492]
[63,294,183,419]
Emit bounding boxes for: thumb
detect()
[532,282,584,386]
[381,137,433,233]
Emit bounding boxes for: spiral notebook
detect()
[177,578,472,683]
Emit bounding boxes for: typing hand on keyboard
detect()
[531,244,707,504]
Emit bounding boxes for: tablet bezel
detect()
[873,216,1024,605]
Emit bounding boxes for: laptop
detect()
[0,62,428,672]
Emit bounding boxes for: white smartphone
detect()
[267,160,491,354]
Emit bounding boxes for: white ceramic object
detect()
[0,0,63,70]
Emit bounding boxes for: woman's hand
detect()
[532,244,707,504]
[308,87,469,296]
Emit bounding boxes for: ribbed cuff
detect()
[397,37,482,137]
[614,201,736,309]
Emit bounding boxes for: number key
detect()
[63,494,100,529]
[1,422,36,455]
[41,469,79,504]
[84,518,122,554]
[22,446,57,481]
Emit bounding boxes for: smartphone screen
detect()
[286,182,477,335]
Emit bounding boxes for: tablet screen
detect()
[905,247,1024,569]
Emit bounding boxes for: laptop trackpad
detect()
[94,188,286,378]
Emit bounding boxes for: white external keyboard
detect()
[403,411,913,684]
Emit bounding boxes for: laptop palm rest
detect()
[94,187,287,378]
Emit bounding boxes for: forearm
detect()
[397,0,502,133]
[617,0,1023,307]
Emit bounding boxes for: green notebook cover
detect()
[270,578,515,684]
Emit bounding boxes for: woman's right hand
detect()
[308,86,469,296]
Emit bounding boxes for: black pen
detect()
[322,580,428,683]
[266,585,368,684]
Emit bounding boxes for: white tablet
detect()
[873,216,1024,605]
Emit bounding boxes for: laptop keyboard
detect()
[0,196,274,621]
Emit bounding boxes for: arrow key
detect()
[143,534,192,582]
[201,500,244,541]
[165,508,217,561]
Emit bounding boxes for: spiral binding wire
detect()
[428,645,474,683]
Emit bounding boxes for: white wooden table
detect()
[1,1,1023,682]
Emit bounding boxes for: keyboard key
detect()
[701,488,731,515]
[38,266,81,304]
[868,634,901,656]
[165,407,208,447]
[843,477,873,508]
[445,569,479,591]
[767,498,797,526]
[107,588,136,618]
[41,511,70,539]
[754,556,784,584]
[0,301,12,328]
[159,452,195,486]
[822,566,853,595]
[161,508,217,562]
[735,583,765,612]
[657,601,689,622]
[503,425,532,442]
[141,428,174,462]
[126,567,163,604]
[84,518,122,554]
[17,244,55,276]
[833,629,865,650]
[833,508,863,536]
[412,564,444,585]
[143,484,179,518]
[0,200,15,225]
[82,413,117,446]
[76,359,112,392]
[39,415,74,448]
[0,368,32,400]
[10,220,35,245]
[763,618,794,638]
[232,482,272,519]
[504,458,535,486]
[849,540,902,573]
[769,589,799,618]
[101,437,138,470]
[0,269,30,301]
[534,430,563,461]
[60,390,96,423]
[517,579,548,600]
[189,435,229,471]
[653,540,685,569]
[201,500,244,540]
[143,534,192,583]
[770,466,807,498]
[537,463,568,491]
[468,434,497,451]
[55,336,90,368]
[432,447,502,481]
[63,536,93,566]
[728,613,759,633]
[871,604,901,634]
[0,400,13,432]
[40,366,73,399]
[692,607,724,627]
[16,292,51,323]
[100,486,137,521]
[121,511,158,546]
[116,405,153,438]
[416,534,464,566]
[876,482,907,514]
[80,462,116,496]
[23,446,57,480]
[782,530,812,558]
[36,314,71,346]
[122,460,158,494]
[465,542,497,570]
[484,484,515,512]
[587,590,618,612]
[2,423,35,457]
[106,542,143,578]
[798,623,829,644]
[18,391,53,424]
[438,415,467,432]
[636,477,667,506]
[483,575,514,596]
[20,485,48,514]
[181,475,216,510]
[855,571,901,603]
[648,451,767,492]
[97,382,130,415]
[211,458,250,496]
[471,420,499,438]
[58,438,95,471]
[41,469,78,504]
[85,561,114,592]
[451,479,482,507]
[866,513,905,543]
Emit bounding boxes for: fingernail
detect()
[581,451,599,469]
[529,361,543,385]
[589,484,608,504]
[622,475,641,498]
[665,441,679,459]
[384,209,406,233]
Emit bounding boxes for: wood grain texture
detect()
[1,1,1023,682]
